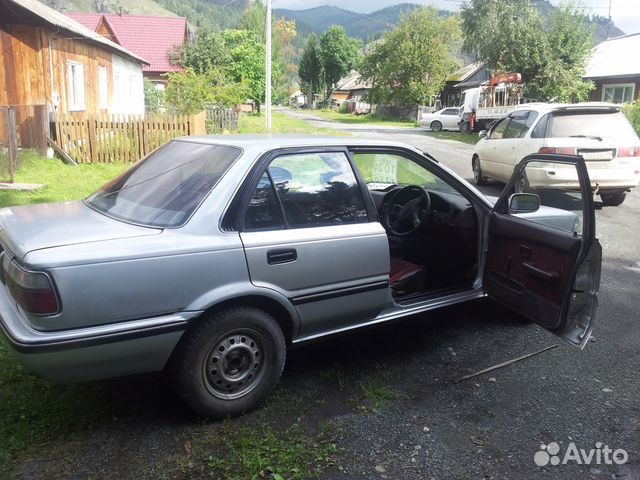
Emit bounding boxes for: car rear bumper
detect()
[0,281,198,382]
[526,161,640,191]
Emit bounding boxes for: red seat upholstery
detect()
[390,257,426,295]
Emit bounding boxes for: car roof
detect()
[172,135,428,161]
[514,102,621,114]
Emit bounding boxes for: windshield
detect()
[86,141,241,228]
[546,111,639,139]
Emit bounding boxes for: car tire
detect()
[515,171,530,193]
[459,122,470,133]
[599,192,626,206]
[430,121,443,132]
[170,306,286,418]
[472,156,487,186]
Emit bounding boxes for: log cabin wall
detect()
[0,24,116,115]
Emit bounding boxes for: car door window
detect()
[503,112,529,139]
[267,152,368,228]
[512,161,584,236]
[443,109,458,115]
[489,118,509,139]
[244,172,285,231]
[353,152,459,195]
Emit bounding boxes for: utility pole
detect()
[265,0,272,130]
[607,0,612,38]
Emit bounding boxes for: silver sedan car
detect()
[419,107,462,132]
[0,136,601,418]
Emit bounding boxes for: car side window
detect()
[530,114,549,138]
[503,113,529,139]
[443,109,458,115]
[267,152,368,229]
[244,172,285,231]
[489,118,509,139]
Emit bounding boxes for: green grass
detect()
[424,131,480,145]
[238,111,344,135]
[0,338,119,468]
[0,151,129,209]
[310,109,418,127]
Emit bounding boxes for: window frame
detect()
[67,61,85,112]
[602,83,635,104]
[98,66,109,110]
[229,147,377,233]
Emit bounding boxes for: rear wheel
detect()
[430,121,443,132]
[600,192,626,206]
[515,171,530,193]
[459,122,470,133]
[472,156,487,186]
[171,306,286,418]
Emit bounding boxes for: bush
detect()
[623,102,640,135]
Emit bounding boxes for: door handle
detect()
[523,262,559,283]
[267,248,297,265]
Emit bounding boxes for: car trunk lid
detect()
[0,201,161,262]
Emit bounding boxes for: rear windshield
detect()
[86,141,241,228]
[546,111,638,139]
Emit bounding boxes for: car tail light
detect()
[538,147,577,155]
[2,255,59,315]
[618,146,640,158]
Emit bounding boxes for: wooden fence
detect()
[205,106,239,134]
[53,111,206,164]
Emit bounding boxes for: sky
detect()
[271,0,640,35]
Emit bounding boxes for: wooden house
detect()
[0,0,148,119]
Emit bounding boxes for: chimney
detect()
[119,6,123,16]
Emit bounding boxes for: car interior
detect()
[352,152,479,301]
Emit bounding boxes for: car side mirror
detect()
[479,130,488,139]
[508,193,540,214]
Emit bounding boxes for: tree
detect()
[361,8,461,106]
[318,26,363,100]
[461,0,593,101]
[298,34,322,106]
[144,79,164,113]
[173,28,281,109]
[165,69,250,115]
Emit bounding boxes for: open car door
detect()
[484,154,602,348]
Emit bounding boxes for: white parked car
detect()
[420,107,462,132]
[472,103,640,206]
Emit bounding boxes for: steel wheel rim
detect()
[516,173,529,193]
[473,159,481,183]
[203,329,266,400]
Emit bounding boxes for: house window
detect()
[98,66,108,110]
[67,62,85,111]
[602,83,635,104]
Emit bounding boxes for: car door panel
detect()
[485,213,581,328]
[484,154,601,348]
[239,149,391,339]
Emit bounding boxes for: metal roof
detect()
[584,33,640,78]
[3,0,148,65]
[66,13,187,73]
[446,61,485,82]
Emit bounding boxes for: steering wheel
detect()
[383,186,431,236]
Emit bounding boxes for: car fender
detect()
[185,281,301,338]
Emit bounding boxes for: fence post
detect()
[34,105,48,156]
[190,111,207,136]
[6,107,18,182]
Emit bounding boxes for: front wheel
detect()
[170,306,286,418]
[430,121,442,132]
[472,156,487,186]
[600,192,626,206]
